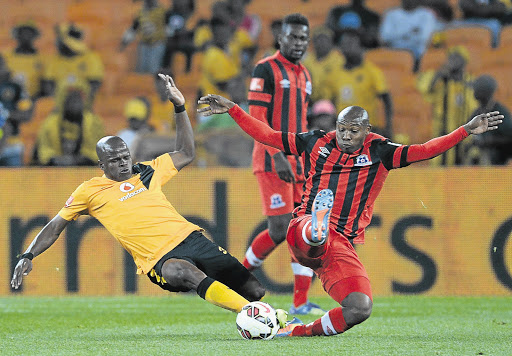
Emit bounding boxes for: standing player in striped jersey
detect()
[197,94,503,337]
[241,13,323,315]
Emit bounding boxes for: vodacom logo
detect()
[119,182,135,192]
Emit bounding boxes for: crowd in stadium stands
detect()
[1,0,512,167]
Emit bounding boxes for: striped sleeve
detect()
[378,126,469,170]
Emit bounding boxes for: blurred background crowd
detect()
[1,0,512,168]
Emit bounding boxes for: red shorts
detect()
[255,172,303,216]
[286,215,370,296]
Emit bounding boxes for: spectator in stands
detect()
[416,45,478,165]
[198,18,246,108]
[34,84,104,166]
[379,0,438,64]
[456,0,508,47]
[326,0,381,48]
[227,0,261,42]
[262,19,283,58]
[116,97,154,155]
[319,30,393,138]
[302,26,344,103]
[3,21,44,100]
[194,1,255,68]
[43,23,104,106]
[120,0,168,74]
[162,0,196,73]
[307,99,337,131]
[0,55,33,166]
[467,74,512,165]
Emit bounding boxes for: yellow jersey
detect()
[44,50,104,86]
[321,59,388,128]
[3,50,45,98]
[416,70,477,165]
[58,154,201,274]
[303,50,344,102]
[200,46,241,97]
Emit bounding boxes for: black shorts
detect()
[147,231,252,293]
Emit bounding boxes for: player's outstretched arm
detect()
[197,95,289,152]
[158,73,195,171]
[404,111,503,165]
[11,215,69,290]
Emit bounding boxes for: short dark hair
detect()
[283,13,309,28]
[210,17,230,29]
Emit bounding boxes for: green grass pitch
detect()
[1,295,511,355]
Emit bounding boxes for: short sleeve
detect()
[141,153,178,185]
[58,183,90,221]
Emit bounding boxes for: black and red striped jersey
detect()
[247,51,312,177]
[288,130,408,244]
[227,104,470,244]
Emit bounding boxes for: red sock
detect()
[292,307,347,336]
[243,229,276,270]
[291,263,313,307]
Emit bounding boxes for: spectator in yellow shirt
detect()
[3,21,45,99]
[42,23,104,106]
[320,30,393,137]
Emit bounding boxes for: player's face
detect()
[336,118,370,154]
[279,24,310,63]
[100,146,133,182]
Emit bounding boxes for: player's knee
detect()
[162,259,205,290]
[240,277,266,301]
[342,292,373,326]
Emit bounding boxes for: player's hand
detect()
[273,152,295,183]
[197,94,235,116]
[11,258,33,290]
[158,74,185,106]
[464,111,503,135]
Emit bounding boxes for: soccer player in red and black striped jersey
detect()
[197,94,503,337]
[241,13,321,315]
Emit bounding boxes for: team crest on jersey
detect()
[354,154,372,166]
[250,78,264,91]
[280,79,290,88]
[65,196,74,208]
[269,193,286,209]
[318,146,330,157]
[305,81,312,95]
[120,182,135,192]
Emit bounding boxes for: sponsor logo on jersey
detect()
[65,196,74,208]
[249,78,264,91]
[280,79,290,88]
[305,81,312,95]
[119,182,135,192]
[269,193,286,209]
[354,154,372,166]
[119,187,147,202]
[318,146,330,157]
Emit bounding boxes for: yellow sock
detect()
[203,280,249,313]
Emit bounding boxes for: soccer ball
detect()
[236,301,279,340]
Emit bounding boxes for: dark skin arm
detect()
[158,74,195,171]
[11,215,70,289]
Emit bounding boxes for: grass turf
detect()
[1,295,511,355]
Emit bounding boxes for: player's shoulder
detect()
[255,51,278,66]
[365,132,388,146]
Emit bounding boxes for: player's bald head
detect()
[96,136,128,161]
[337,106,369,127]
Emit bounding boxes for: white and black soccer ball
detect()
[236,301,279,340]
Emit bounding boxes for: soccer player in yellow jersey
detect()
[11,74,266,314]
